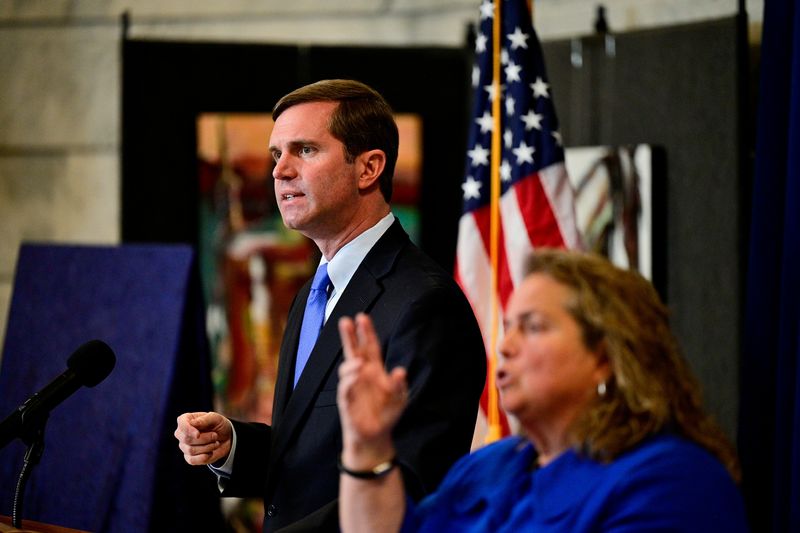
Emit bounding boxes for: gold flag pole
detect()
[485,0,503,444]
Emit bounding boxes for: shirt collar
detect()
[320,212,395,307]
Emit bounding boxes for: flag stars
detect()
[475,32,488,54]
[472,65,480,87]
[521,110,544,131]
[552,130,563,146]
[512,140,535,165]
[467,143,490,166]
[479,0,494,20]
[505,95,516,116]
[507,27,529,50]
[531,76,550,99]
[476,111,494,134]
[462,175,483,200]
[500,159,513,182]
[504,128,514,149]
[505,61,522,83]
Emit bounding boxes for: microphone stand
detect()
[11,413,48,529]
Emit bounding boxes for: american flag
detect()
[455,0,583,443]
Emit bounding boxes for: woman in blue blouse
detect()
[335,249,748,532]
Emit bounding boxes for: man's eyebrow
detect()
[269,138,316,151]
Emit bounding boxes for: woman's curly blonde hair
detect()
[526,249,740,482]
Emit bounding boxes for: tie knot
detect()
[312,263,330,291]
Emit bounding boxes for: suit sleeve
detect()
[378,280,487,500]
[219,419,272,497]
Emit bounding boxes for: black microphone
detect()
[0,339,116,449]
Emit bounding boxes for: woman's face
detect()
[496,273,608,432]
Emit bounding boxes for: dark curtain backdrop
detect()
[738,0,800,531]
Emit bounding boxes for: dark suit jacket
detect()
[222,220,486,532]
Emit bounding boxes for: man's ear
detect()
[357,149,386,191]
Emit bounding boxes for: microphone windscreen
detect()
[67,340,117,387]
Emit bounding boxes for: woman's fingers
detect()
[340,313,382,365]
[354,313,381,363]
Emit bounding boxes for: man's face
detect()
[269,101,361,243]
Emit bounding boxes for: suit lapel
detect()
[268,221,409,470]
[271,288,306,425]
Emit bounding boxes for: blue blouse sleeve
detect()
[399,437,532,533]
[599,441,749,532]
[399,452,469,533]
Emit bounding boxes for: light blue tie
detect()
[294,263,330,388]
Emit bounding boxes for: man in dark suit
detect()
[175,79,486,532]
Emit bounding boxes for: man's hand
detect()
[175,412,233,466]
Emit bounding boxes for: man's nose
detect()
[273,154,296,180]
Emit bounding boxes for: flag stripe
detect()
[500,186,535,287]
[514,170,568,248]
[539,164,584,250]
